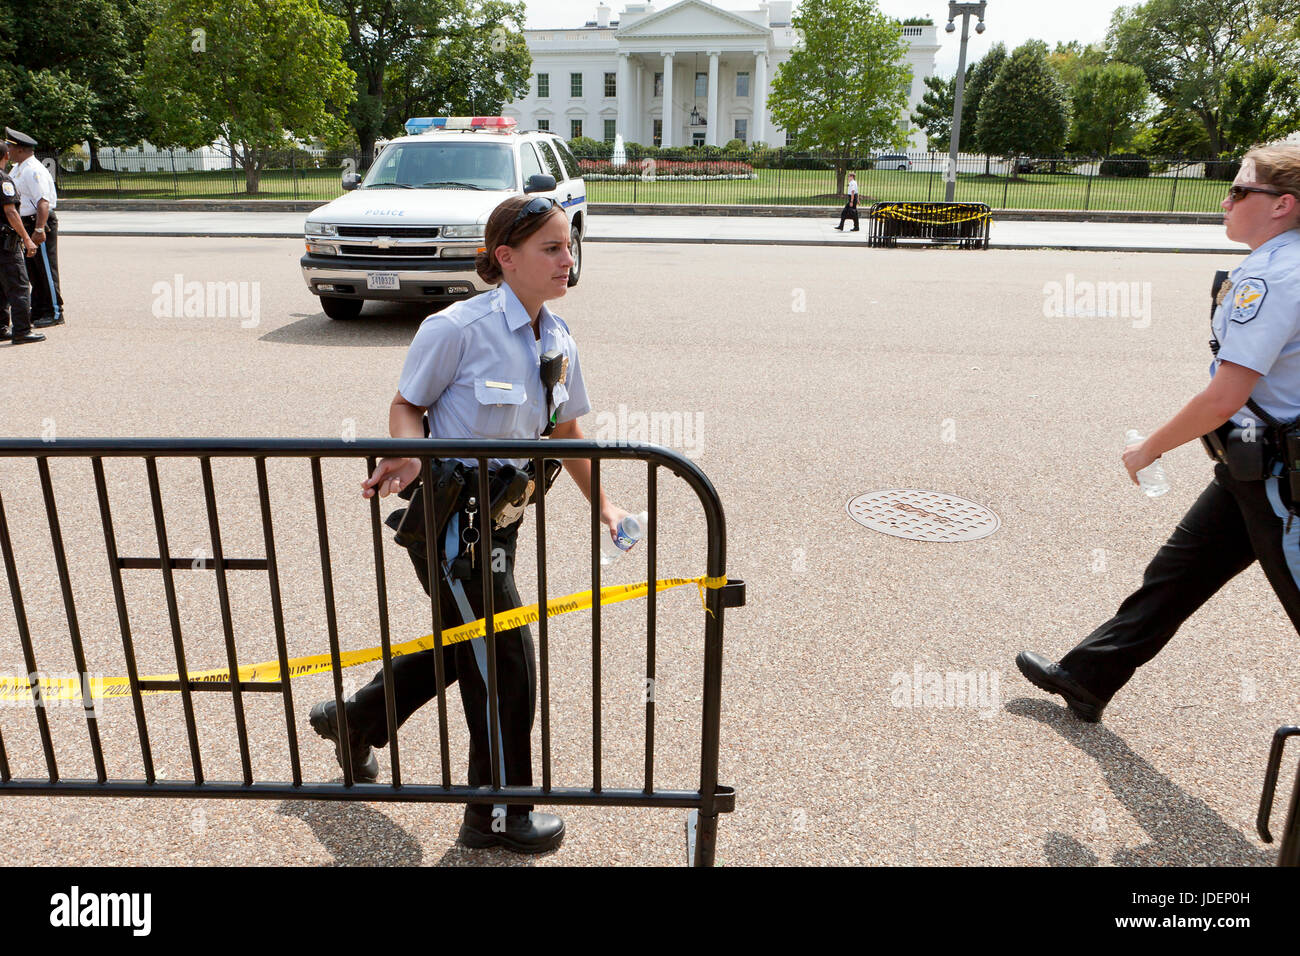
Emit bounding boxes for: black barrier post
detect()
[644,462,658,793]
[366,457,401,788]
[37,459,108,783]
[255,457,302,786]
[92,458,156,782]
[534,454,553,794]
[311,457,353,787]
[145,457,205,783]
[476,460,504,796]
[591,458,603,793]
[200,458,254,785]
[419,456,453,790]
[0,487,60,782]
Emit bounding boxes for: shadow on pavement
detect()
[278,799,423,866]
[1006,697,1272,866]
[260,303,438,347]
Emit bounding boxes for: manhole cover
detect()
[846,490,1000,542]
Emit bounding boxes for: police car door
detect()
[551,138,587,236]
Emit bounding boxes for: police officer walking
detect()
[1017,142,1300,721]
[0,140,43,345]
[309,195,632,854]
[5,128,63,328]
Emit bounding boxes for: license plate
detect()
[366,272,400,290]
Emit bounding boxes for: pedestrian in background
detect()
[835,172,860,232]
[5,128,63,328]
[0,139,43,345]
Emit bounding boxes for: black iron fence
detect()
[0,437,742,866]
[45,147,1239,213]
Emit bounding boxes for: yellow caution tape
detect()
[873,203,992,225]
[0,576,728,704]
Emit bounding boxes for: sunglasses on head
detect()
[502,196,559,244]
[1226,184,1285,203]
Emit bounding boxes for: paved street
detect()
[57,209,1246,253]
[0,236,1296,866]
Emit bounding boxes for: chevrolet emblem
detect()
[377,235,393,249]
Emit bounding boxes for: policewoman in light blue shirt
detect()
[1018,142,1300,722]
[313,195,630,854]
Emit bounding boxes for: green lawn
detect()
[585,167,1230,213]
[58,164,1231,213]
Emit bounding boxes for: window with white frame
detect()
[604,73,616,97]
[734,118,748,142]
[571,72,583,97]
[736,72,750,97]
[603,119,616,142]
[571,119,583,139]
[537,73,549,97]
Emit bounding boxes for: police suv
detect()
[301,116,587,320]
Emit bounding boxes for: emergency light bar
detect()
[404,116,518,135]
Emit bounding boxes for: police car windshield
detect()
[362,142,515,190]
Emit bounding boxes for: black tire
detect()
[320,295,363,320]
[567,223,582,287]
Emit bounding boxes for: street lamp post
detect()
[944,1,987,202]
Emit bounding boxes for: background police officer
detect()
[5,128,63,328]
[0,140,43,345]
[1017,141,1300,721]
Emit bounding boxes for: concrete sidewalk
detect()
[56,209,1245,254]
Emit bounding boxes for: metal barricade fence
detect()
[0,438,742,866]
[865,202,992,249]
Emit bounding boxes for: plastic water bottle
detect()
[1125,429,1169,498]
[600,511,649,565]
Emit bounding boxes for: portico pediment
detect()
[616,0,769,40]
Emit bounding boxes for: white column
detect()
[635,62,644,143]
[661,52,674,147]
[706,51,720,146]
[617,53,631,141]
[753,51,768,144]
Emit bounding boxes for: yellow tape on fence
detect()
[0,575,728,704]
[875,203,992,225]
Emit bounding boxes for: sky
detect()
[522,0,1133,77]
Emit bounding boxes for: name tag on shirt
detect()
[484,380,513,390]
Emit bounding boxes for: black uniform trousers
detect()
[838,197,859,230]
[1061,463,1300,702]
[0,236,32,336]
[347,500,537,818]
[21,212,61,323]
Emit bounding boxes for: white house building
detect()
[505,0,939,150]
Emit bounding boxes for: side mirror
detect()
[342,172,361,191]
[524,174,556,194]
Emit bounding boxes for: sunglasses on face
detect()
[1226,184,1285,203]
[502,197,559,244]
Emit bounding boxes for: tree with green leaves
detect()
[1108,0,1300,156]
[975,40,1070,168]
[324,0,530,166]
[0,0,160,160]
[911,74,955,150]
[1070,62,1149,156]
[1220,59,1299,153]
[1046,40,1106,92]
[769,0,912,194]
[960,42,1005,154]
[141,0,356,192]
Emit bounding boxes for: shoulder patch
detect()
[1230,277,1268,324]
[1,181,13,197]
